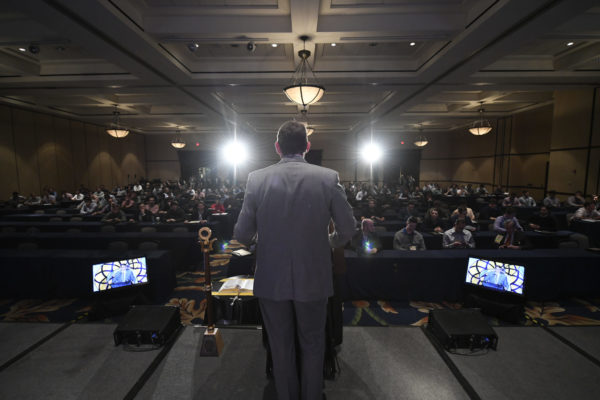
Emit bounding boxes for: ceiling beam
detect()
[554,42,600,70]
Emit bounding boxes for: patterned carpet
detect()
[2,244,600,327]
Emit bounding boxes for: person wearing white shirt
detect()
[443,218,476,249]
[572,201,600,220]
[519,190,536,207]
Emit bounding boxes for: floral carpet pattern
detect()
[2,243,600,327]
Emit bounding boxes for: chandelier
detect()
[283,36,325,107]
[414,125,428,147]
[469,102,492,136]
[298,108,315,136]
[171,130,186,149]
[106,106,129,138]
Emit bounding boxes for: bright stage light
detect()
[361,142,382,163]
[222,140,248,165]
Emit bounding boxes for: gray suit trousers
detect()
[259,297,328,400]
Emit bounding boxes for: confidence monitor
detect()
[464,256,526,323]
[92,257,149,292]
[465,256,525,297]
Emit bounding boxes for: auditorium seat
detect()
[100,225,116,232]
[66,228,81,233]
[1,227,16,233]
[107,241,129,252]
[26,227,40,234]
[70,216,83,222]
[34,210,45,214]
[171,227,188,233]
[558,233,590,249]
[138,241,159,251]
[49,217,62,222]
[141,226,157,233]
[17,242,38,251]
[55,209,67,215]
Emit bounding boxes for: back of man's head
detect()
[277,121,308,156]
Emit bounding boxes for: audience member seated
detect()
[146,196,160,216]
[422,208,447,233]
[572,201,600,221]
[101,203,127,223]
[189,201,210,223]
[360,199,385,223]
[121,192,137,211]
[502,192,522,207]
[443,218,475,249]
[567,191,586,207]
[398,202,420,222]
[133,202,154,222]
[351,219,381,255]
[475,184,488,195]
[210,198,226,213]
[450,208,476,231]
[495,219,532,250]
[451,202,475,221]
[493,186,505,197]
[393,217,426,251]
[493,207,524,233]
[24,193,41,206]
[478,199,501,221]
[519,190,536,207]
[543,190,561,208]
[79,197,97,215]
[355,186,368,202]
[528,206,558,231]
[165,201,186,223]
[41,188,57,205]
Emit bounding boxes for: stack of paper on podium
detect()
[213,277,254,296]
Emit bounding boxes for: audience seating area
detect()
[2,184,599,304]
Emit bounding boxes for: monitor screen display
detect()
[465,256,525,296]
[92,257,148,292]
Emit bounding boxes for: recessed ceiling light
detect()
[410,42,416,46]
[271,43,278,48]
[331,43,336,47]
[18,47,26,52]
[567,42,574,47]
[369,42,378,47]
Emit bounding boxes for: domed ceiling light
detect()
[283,36,325,108]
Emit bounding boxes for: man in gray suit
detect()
[234,121,356,400]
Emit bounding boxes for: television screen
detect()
[465,256,525,296]
[92,257,148,292]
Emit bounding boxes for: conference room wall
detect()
[419,124,496,188]
[145,135,180,181]
[547,89,597,196]
[0,104,146,199]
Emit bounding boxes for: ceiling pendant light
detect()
[469,102,492,136]
[106,106,129,138]
[414,126,428,147]
[298,108,315,136]
[171,129,186,149]
[283,36,325,108]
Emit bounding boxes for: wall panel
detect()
[12,109,40,196]
[0,105,18,194]
[70,120,88,189]
[34,113,59,191]
[0,105,147,199]
[547,150,587,194]
[53,117,75,192]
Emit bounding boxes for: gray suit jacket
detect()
[234,155,356,301]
